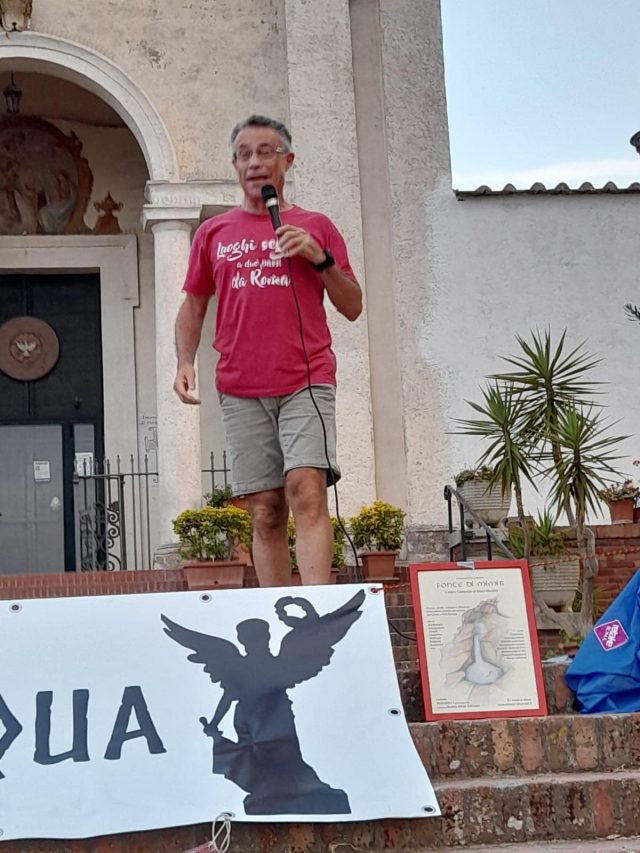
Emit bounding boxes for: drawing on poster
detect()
[439,596,514,704]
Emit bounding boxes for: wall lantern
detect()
[0,0,32,33]
[3,72,21,114]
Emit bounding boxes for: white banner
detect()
[0,583,438,841]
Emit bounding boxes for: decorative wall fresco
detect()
[93,192,123,235]
[0,116,93,235]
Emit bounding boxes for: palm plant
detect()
[453,381,538,558]
[455,329,628,635]
[625,303,640,324]
[492,329,602,526]
[545,405,627,632]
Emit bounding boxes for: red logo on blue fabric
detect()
[594,619,629,651]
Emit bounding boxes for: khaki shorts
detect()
[218,384,341,496]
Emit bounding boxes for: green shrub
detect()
[204,484,234,508]
[454,465,494,488]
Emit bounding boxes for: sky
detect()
[441,1,640,189]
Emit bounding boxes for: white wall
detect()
[32,0,289,180]
[418,190,640,524]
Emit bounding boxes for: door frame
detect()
[0,236,140,465]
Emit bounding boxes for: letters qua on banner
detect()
[594,619,629,652]
[0,585,439,840]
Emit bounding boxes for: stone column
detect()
[150,218,202,544]
[285,0,376,515]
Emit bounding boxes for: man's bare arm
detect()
[276,224,363,321]
[320,265,362,321]
[174,293,210,405]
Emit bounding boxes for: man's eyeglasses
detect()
[234,144,287,163]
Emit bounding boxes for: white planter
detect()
[529,556,581,612]
[457,480,512,528]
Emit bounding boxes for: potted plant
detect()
[204,484,234,507]
[598,480,639,524]
[288,516,345,584]
[509,510,580,611]
[350,500,405,580]
[559,631,583,657]
[454,464,512,528]
[455,329,628,636]
[205,483,249,512]
[172,505,252,590]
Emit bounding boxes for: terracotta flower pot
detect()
[634,505,640,524]
[230,495,250,511]
[360,551,397,581]
[608,498,635,524]
[182,559,245,590]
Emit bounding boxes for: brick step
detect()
[429,770,640,848]
[411,712,640,780]
[429,838,640,852]
[5,770,640,852]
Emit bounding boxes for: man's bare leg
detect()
[286,468,332,585]
[247,488,292,587]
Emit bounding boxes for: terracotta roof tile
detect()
[456,180,640,197]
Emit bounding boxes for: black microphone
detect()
[261,184,282,230]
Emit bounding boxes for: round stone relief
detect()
[0,316,60,381]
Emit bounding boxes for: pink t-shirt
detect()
[183,205,356,397]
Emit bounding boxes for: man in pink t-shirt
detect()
[174,115,362,587]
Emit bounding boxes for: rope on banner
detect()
[210,813,232,853]
[181,812,232,853]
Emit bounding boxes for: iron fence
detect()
[74,452,230,571]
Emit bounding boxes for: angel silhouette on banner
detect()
[161,589,366,815]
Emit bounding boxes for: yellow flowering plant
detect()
[350,501,405,552]
[172,505,252,561]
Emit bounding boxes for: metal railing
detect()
[443,484,515,562]
[74,452,231,571]
[202,450,231,494]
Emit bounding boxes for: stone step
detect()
[411,712,640,780]
[430,770,640,848]
[429,838,640,852]
[5,769,640,851]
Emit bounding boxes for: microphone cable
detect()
[263,184,417,640]
[285,254,417,642]
[260,182,361,580]
[285,256,417,643]
[283,252,362,584]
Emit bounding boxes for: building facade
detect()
[0,0,637,575]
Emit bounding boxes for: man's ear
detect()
[285,152,295,172]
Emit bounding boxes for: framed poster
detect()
[410,561,547,721]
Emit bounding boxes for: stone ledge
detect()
[411,712,640,780]
[5,770,640,851]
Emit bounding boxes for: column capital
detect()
[143,206,202,233]
[142,179,243,233]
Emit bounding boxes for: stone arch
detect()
[0,32,179,181]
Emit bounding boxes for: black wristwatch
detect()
[312,249,336,272]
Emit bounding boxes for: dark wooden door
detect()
[0,273,104,571]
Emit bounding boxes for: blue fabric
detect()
[565,569,640,713]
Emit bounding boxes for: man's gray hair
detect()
[230,115,292,151]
